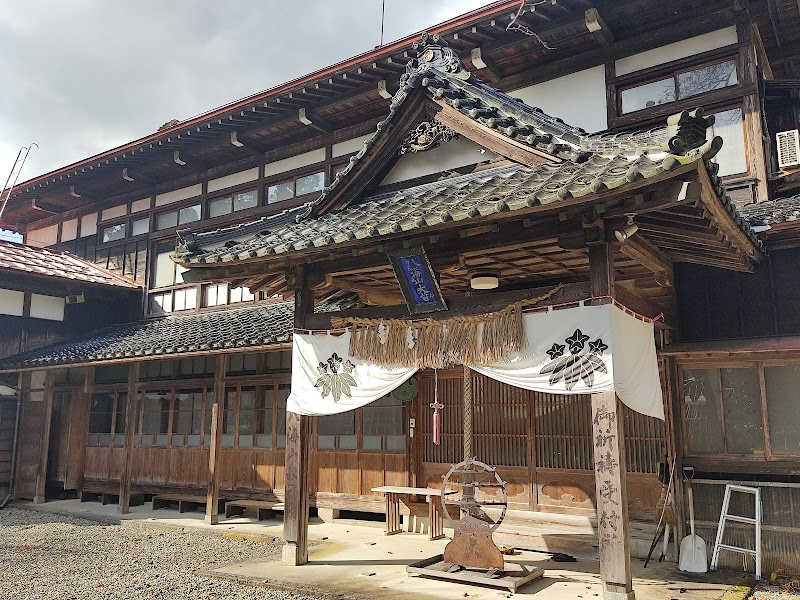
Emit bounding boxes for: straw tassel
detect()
[332,285,563,368]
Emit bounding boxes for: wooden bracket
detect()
[470,47,502,82]
[298,108,330,134]
[585,8,614,47]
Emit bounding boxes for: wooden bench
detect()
[152,494,224,513]
[224,499,285,521]
[79,486,144,507]
[372,486,455,541]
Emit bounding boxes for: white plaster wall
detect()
[380,137,496,186]
[207,167,260,193]
[101,204,127,221]
[616,27,738,77]
[332,134,372,158]
[0,289,24,316]
[265,148,325,177]
[26,224,58,248]
[80,213,97,237]
[30,293,64,321]
[131,198,151,213]
[61,218,78,242]
[155,184,202,207]
[511,66,607,133]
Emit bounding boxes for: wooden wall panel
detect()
[359,453,385,496]
[83,447,110,481]
[253,449,276,490]
[274,450,286,491]
[14,399,45,499]
[234,449,254,489]
[337,452,359,495]
[315,451,339,494]
[218,449,236,489]
[383,454,408,488]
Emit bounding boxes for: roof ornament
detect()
[407,33,473,82]
[661,108,723,165]
[399,120,459,154]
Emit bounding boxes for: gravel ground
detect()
[0,506,320,600]
[751,578,800,599]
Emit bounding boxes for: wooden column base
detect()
[32,496,45,505]
[204,514,219,525]
[282,541,308,566]
[603,587,635,600]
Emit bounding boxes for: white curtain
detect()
[287,330,418,416]
[288,304,663,420]
[470,304,663,419]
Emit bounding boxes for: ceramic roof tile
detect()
[0,302,294,371]
[0,241,140,289]
[739,195,800,226]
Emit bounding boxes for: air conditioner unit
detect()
[777,129,800,170]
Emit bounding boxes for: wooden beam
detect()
[737,15,770,203]
[283,264,312,565]
[205,353,227,525]
[585,8,614,47]
[433,101,557,169]
[469,47,502,83]
[119,362,140,514]
[324,274,403,306]
[32,371,55,504]
[305,282,590,329]
[298,107,330,134]
[752,23,774,80]
[588,242,634,600]
[614,233,674,287]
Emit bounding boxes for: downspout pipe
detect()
[0,384,22,509]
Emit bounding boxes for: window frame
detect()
[676,358,800,462]
[265,166,326,206]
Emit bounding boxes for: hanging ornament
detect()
[430,369,443,446]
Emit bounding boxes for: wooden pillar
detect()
[283,265,313,565]
[33,371,55,504]
[589,240,634,600]
[205,354,227,525]
[737,13,769,203]
[119,362,140,514]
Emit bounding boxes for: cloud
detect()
[0,0,497,181]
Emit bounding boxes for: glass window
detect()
[102,223,126,243]
[317,412,356,450]
[141,360,176,380]
[362,395,405,452]
[276,384,289,449]
[710,108,747,176]
[621,78,675,114]
[267,181,294,204]
[173,287,197,311]
[296,172,325,196]
[620,59,738,115]
[677,60,738,99]
[204,283,227,307]
[114,393,128,445]
[95,364,128,384]
[765,365,800,455]
[172,391,202,446]
[150,292,173,313]
[720,368,763,455]
[233,190,258,211]
[156,211,178,231]
[227,353,258,374]
[209,196,232,218]
[141,392,170,446]
[683,368,725,454]
[131,217,149,237]
[684,367,763,455]
[89,393,114,434]
[178,204,201,225]
[153,242,185,288]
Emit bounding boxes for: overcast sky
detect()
[0,0,497,187]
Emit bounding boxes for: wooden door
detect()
[14,398,46,499]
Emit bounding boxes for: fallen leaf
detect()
[20,547,30,552]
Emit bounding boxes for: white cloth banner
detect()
[288,304,663,420]
[470,304,664,419]
[287,330,418,416]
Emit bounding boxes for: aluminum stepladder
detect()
[710,484,761,580]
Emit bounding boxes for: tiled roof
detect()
[178,153,761,265]
[0,241,140,289]
[0,302,294,371]
[175,34,750,266]
[739,195,800,226]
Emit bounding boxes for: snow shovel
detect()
[678,481,707,573]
